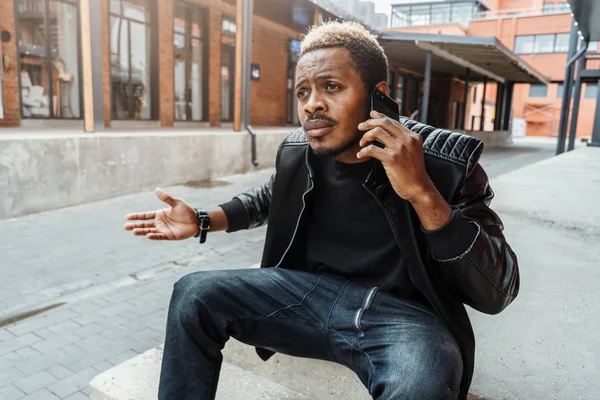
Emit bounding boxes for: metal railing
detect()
[473,4,571,21]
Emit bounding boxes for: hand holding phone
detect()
[369,88,400,148]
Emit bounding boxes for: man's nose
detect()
[304,92,327,115]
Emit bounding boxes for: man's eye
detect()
[296,91,308,99]
[327,83,340,90]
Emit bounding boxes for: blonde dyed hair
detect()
[300,21,388,90]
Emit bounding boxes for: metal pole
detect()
[567,54,585,151]
[480,77,487,131]
[494,83,504,131]
[556,19,579,155]
[503,82,514,131]
[460,68,470,129]
[421,51,432,124]
[241,0,253,129]
[500,81,509,130]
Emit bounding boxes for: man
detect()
[125,21,519,400]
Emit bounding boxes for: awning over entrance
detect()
[378,32,549,84]
[567,0,600,42]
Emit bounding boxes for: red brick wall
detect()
[249,17,302,126]
[208,6,223,127]
[0,0,21,127]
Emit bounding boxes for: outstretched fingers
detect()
[132,228,159,236]
[125,211,156,221]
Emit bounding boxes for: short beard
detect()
[311,130,363,158]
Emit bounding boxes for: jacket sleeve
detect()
[218,172,274,233]
[423,163,520,315]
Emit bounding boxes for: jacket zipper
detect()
[363,183,428,302]
[355,287,378,335]
[273,151,315,268]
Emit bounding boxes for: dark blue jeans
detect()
[158,268,462,400]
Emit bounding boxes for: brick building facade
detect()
[0,0,322,130]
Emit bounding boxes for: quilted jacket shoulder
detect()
[400,118,483,174]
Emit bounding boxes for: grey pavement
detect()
[0,137,574,399]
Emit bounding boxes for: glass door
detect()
[15,0,82,119]
[174,3,207,122]
[220,17,236,122]
[110,0,153,120]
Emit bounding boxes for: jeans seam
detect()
[323,280,349,363]
[265,273,324,318]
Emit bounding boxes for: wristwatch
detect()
[193,209,210,244]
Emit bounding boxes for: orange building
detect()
[386,0,597,138]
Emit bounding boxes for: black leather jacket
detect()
[221,118,520,399]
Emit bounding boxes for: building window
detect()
[220,17,236,122]
[554,34,570,52]
[587,41,599,53]
[173,3,207,122]
[515,33,570,54]
[286,39,301,125]
[16,0,82,119]
[529,84,547,98]
[110,0,154,120]
[390,1,484,28]
[515,36,535,54]
[585,83,598,99]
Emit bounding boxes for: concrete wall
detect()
[0,131,286,219]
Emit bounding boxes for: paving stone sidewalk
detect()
[0,138,559,399]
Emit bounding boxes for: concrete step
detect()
[90,344,314,400]
[89,341,370,400]
[90,341,483,399]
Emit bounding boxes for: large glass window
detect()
[529,84,548,98]
[110,0,153,120]
[174,3,206,122]
[410,5,430,26]
[286,39,301,125]
[15,0,81,119]
[515,34,570,54]
[534,34,555,54]
[556,83,574,98]
[220,17,236,122]
[515,36,535,54]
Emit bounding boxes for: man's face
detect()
[295,47,370,160]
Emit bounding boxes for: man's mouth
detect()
[304,120,335,138]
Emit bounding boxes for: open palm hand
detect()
[124,188,198,240]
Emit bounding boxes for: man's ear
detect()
[375,81,390,96]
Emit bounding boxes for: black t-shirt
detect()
[304,155,419,299]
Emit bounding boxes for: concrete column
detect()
[158,0,174,127]
[209,7,222,127]
[502,82,514,132]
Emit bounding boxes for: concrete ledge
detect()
[0,131,287,219]
[90,341,368,400]
[458,130,512,148]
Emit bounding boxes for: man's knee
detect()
[171,271,229,317]
[374,339,463,400]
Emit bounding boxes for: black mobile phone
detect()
[368,88,400,148]
[371,87,400,121]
